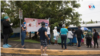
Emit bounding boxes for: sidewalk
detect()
[1,39,100,56]
[1,39,100,50]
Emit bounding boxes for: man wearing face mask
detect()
[3,16,13,48]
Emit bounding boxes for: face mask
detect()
[24,22,26,24]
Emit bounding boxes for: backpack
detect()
[86,33,92,39]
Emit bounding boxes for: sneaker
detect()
[6,44,11,47]
[3,44,9,48]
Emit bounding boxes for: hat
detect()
[4,16,9,19]
[54,26,57,29]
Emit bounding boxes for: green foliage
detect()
[2,1,81,28]
[86,19,95,24]
[1,1,9,19]
[96,21,97,23]
[83,21,85,24]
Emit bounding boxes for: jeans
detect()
[3,34,9,44]
[69,38,73,46]
[61,35,67,49]
[93,38,98,47]
[77,37,82,47]
[21,32,26,46]
[48,34,51,44]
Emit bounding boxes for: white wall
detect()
[12,27,21,33]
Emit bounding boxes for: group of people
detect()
[37,22,99,55]
[2,16,99,55]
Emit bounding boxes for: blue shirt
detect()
[38,27,47,40]
[60,28,68,35]
[21,24,26,33]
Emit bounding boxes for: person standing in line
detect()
[37,22,50,55]
[72,29,77,46]
[85,30,92,48]
[60,25,68,50]
[75,26,84,49]
[3,16,13,48]
[46,24,51,44]
[53,26,58,45]
[67,29,73,46]
[93,29,99,48]
[21,21,27,48]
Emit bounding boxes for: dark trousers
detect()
[93,38,98,47]
[48,34,51,44]
[61,35,67,49]
[87,38,92,47]
[77,37,82,47]
[3,34,9,44]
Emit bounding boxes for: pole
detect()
[20,17,21,40]
[19,8,21,40]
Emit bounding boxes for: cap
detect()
[4,16,9,19]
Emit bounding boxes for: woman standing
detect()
[93,29,99,48]
[60,25,68,50]
[21,21,27,48]
[53,26,58,45]
[67,29,73,46]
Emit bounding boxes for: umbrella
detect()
[81,27,88,31]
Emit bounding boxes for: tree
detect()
[1,1,9,19]
[86,19,94,24]
[15,1,80,26]
[96,21,97,23]
[83,21,85,24]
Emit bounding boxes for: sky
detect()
[76,0,100,22]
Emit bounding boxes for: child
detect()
[81,34,84,45]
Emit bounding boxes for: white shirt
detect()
[46,27,50,34]
[53,29,58,36]
[67,31,73,38]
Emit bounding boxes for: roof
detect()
[68,23,100,28]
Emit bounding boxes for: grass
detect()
[7,37,40,43]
